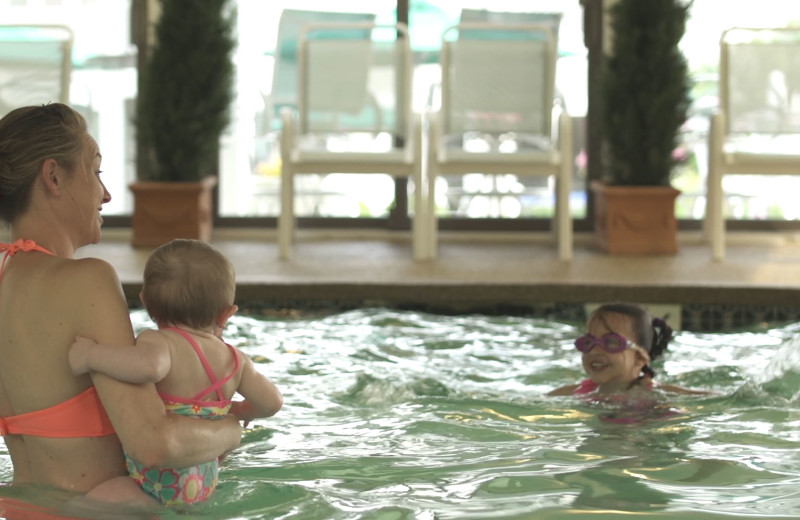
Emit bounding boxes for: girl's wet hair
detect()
[0,103,88,223]
[589,302,674,379]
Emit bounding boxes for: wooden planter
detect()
[591,180,680,255]
[129,176,217,247]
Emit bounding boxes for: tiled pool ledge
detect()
[124,283,800,332]
[66,227,800,333]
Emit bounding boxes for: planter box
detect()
[129,176,217,247]
[591,180,680,255]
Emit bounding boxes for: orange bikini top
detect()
[0,239,115,438]
[0,386,115,438]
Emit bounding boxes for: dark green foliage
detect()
[136,0,236,181]
[602,0,692,186]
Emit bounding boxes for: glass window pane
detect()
[679,0,800,221]
[1,0,135,216]
[220,1,398,217]
[411,0,587,221]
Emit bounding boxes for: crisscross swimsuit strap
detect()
[159,327,240,404]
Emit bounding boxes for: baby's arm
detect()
[70,329,171,384]
[230,351,283,424]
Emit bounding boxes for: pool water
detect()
[3,307,800,519]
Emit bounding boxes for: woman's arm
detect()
[73,259,241,467]
[92,373,242,467]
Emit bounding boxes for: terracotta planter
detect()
[591,180,680,255]
[129,176,217,247]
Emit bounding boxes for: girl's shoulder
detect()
[547,382,582,396]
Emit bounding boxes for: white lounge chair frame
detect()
[420,22,573,260]
[278,22,424,260]
[266,10,376,132]
[707,27,800,260]
[0,25,73,117]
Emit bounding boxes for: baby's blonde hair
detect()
[142,239,235,329]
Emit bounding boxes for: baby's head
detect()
[141,239,235,330]
[580,302,674,384]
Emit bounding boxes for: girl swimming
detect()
[549,302,708,397]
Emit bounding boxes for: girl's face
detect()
[580,312,650,392]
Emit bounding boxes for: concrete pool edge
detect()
[122,281,800,332]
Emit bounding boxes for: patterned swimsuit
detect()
[125,327,240,506]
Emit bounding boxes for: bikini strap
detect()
[0,239,55,280]
[162,327,240,401]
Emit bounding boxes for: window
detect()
[0,0,135,216]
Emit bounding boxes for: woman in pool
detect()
[0,104,241,505]
[548,302,708,397]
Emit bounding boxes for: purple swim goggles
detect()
[574,333,635,354]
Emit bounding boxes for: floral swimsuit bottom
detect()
[126,327,239,506]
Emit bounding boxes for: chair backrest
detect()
[458,9,562,41]
[720,27,800,136]
[0,25,73,118]
[439,23,557,138]
[271,10,376,115]
[297,22,412,140]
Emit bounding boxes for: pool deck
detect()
[76,228,800,318]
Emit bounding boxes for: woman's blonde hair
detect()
[0,103,88,223]
[142,239,236,329]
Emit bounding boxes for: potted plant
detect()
[130,0,236,247]
[592,0,692,254]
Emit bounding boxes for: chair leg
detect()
[412,114,429,260]
[428,170,438,259]
[707,113,725,261]
[557,173,572,261]
[278,108,296,261]
[412,172,429,261]
[278,170,294,260]
[424,113,439,260]
[557,112,573,261]
[425,158,439,260]
[708,167,724,261]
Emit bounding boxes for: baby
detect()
[70,239,283,505]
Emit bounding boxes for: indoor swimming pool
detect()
[2,307,800,519]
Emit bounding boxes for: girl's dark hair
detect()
[589,302,674,379]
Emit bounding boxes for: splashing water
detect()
[3,308,800,519]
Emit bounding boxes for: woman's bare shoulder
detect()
[52,257,123,295]
[62,256,119,280]
[49,257,133,340]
